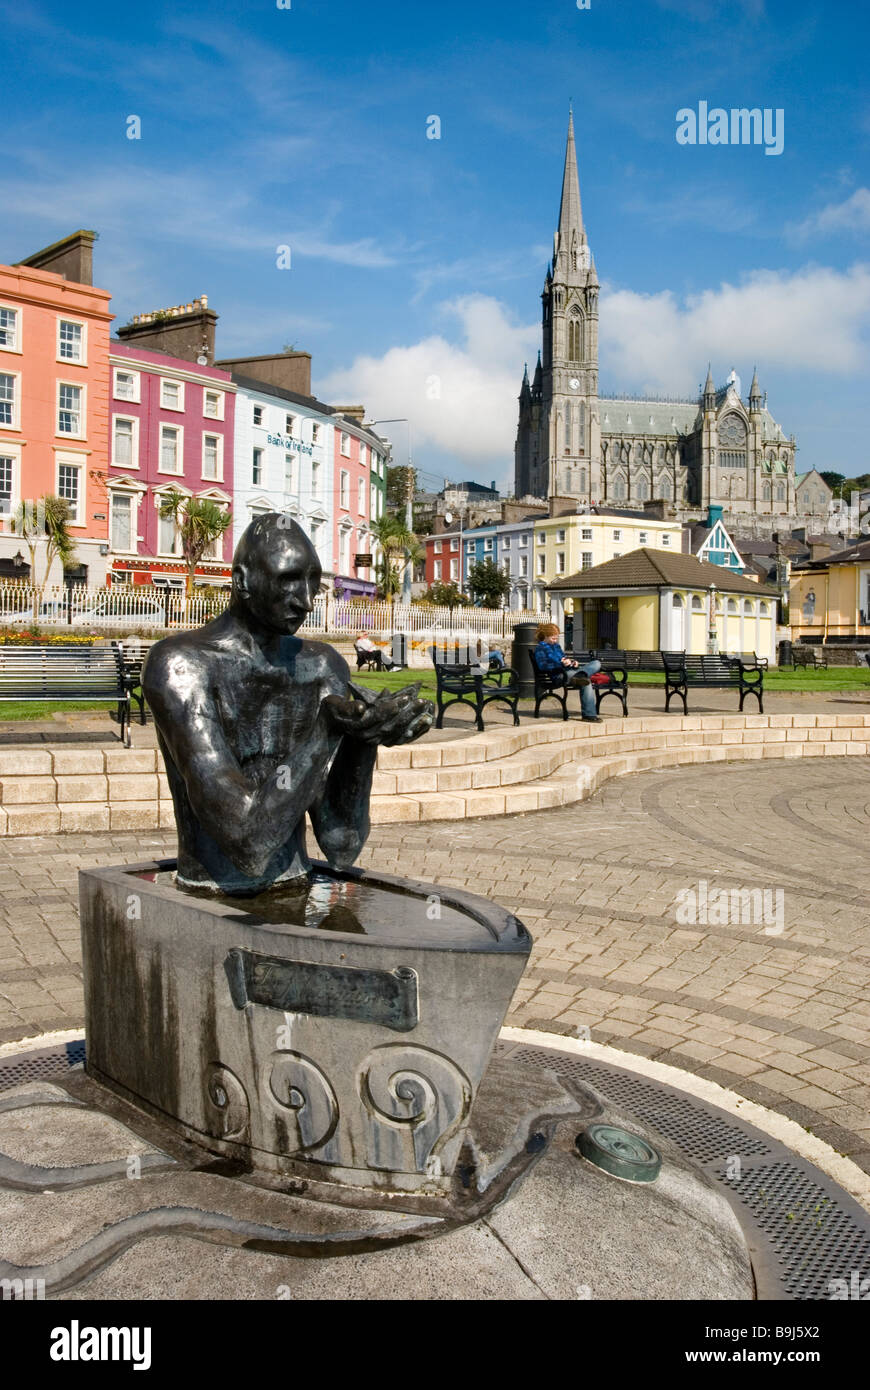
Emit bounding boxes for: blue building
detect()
[684,505,745,572]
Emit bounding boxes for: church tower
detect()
[515,112,600,502]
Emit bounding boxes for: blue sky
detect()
[4,0,868,491]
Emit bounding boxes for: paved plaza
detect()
[1,755,868,1173]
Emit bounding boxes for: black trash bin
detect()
[391,633,407,669]
[777,639,793,669]
[512,620,541,700]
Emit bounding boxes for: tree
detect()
[426,581,468,607]
[371,513,420,603]
[820,471,845,495]
[385,465,417,511]
[467,558,511,609]
[158,491,232,596]
[11,495,78,601]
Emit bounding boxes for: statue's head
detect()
[231,513,322,635]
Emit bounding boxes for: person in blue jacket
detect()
[533,622,603,722]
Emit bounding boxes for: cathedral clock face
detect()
[569,378,580,390]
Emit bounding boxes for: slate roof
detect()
[802,538,870,568]
[598,400,789,444]
[548,547,778,596]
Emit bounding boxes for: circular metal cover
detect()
[577,1123,662,1183]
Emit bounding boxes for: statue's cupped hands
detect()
[323,682,434,747]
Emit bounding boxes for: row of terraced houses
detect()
[0,230,387,592]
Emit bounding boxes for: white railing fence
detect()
[0,584,549,638]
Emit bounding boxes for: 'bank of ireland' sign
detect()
[267,433,313,456]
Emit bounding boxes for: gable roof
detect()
[547,547,778,596]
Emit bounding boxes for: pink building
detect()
[331,413,381,598]
[107,343,235,587]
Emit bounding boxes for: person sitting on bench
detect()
[354,632,397,671]
[534,623,603,723]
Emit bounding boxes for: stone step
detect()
[0,713,868,835]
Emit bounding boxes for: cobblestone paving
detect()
[1,760,869,1170]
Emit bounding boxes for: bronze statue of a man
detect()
[143,514,433,895]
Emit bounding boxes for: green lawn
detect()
[0,700,123,721]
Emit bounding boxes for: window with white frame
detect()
[252,448,263,485]
[556,552,566,573]
[311,422,320,445]
[450,539,458,552]
[503,558,511,575]
[160,378,184,411]
[370,481,377,516]
[449,558,458,581]
[581,552,593,569]
[57,383,83,436]
[359,443,367,466]
[0,372,19,427]
[113,368,139,402]
[0,307,20,351]
[112,416,137,468]
[537,553,546,574]
[358,477,366,515]
[639,531,648,544]
[58,319,85,362]
[519,555,528,577]
[502,536,511,548]
[339,470,350,509]
[312,459,320,496]
[158,504,179,556]
[253,404,264,427]
[0,453,15,513]
[433,559,442,580]
[484,538,493,551]
[519,534,528,547]
[160,424,182,473]
[557,529,566,543]
[340,432,351,457]
[203,389,224,420]
[612,529,621,541]
[202,433,222,481]
[581,527,592,540]
[56,459,83,523]
[310,520,323,556]
[339,528,351,573]
[661,534,671,546]
[433,540,442,554]
[466,540,474,552]
[285,414,296,436]
[284,452,295,493]
[110,492,134,552]
[537,532,546,544]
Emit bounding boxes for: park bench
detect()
[0,642,133,744]
[118,639,151,727]
[432,654,520,731]
[662,651,765,714]
[531,648,623,719]
[792,645,828,670]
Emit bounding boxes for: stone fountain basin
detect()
[79,860,531,1199]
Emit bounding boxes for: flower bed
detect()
[0,630,97,646]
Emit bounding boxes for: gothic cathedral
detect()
[514,114,797,523]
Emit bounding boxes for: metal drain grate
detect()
[718,1161,870,1301]
[508,1045,772,1163]
[0,1039,85,1090]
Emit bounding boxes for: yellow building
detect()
[790,539,870,642]
[532,510,682,609]
[548,548,778,660]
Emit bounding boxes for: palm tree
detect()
[158,491,232,597]
[371,514,420,605]
[12,495,78,603]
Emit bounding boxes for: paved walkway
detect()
[1,759,868,1172]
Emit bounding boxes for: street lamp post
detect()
[371,418,413,604]
[708,583,719,655]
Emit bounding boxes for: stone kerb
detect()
[0,713,868,835]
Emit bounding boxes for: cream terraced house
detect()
[531,509,682,609]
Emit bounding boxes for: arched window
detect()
[762,483,771,500]
[655,477,670,500]
[672,594,684,608]
[743,600,754,616]
[775,483,785,502]
[691,595,703,611]
[727,598,738,614]
[635,477,649,500]
[759,602,769,616]
[577,401,585,452]
[568,313,583,362]
[563,469,571,494]
[611,477,626,500]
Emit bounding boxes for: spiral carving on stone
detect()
[358,1045,471,1175]
[204,1064,250,1142]
[267,1051,339,1154]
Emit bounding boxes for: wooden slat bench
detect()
[0,643,133,744]
[432,657,520,732]
[662,651,765,714]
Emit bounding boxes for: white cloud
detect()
[317,295,538,464]
[600,264,870,390]
[790,188,870,240]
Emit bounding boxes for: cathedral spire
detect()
[703,363,715,406]
[554,110,586,272]
[749,365,761,409]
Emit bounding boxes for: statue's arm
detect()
[144,648,329,878]
[308,648,377,869]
